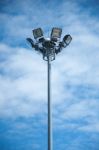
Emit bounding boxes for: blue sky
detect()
[0,0,99,150]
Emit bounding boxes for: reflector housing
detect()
[63,34,72,45]
[33,28,43,39]
[26,38,34,47]
[51,27,62,41]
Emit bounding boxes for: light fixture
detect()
[26,38,35,47]
[63,34,72,46]
[51,27,62,41]
[33,28,43,39]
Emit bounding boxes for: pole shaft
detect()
[48,56,52,150]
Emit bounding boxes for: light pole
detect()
[26,27,72,150]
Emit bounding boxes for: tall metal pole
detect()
[27,28,72,150]
[47,55,52,150]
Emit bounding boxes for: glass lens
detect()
[64,35,72,45]
[33,28,43,39]
[51,28,62,38]
[66,36,72,44]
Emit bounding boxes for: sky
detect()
[0,0,99,149]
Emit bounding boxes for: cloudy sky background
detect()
[0,0,99,149]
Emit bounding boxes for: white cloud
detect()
[61,99,98,119]
[0,0,99,134]
[79,123,99,132]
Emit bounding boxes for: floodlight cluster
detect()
[26,27,72,61]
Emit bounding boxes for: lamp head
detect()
[26,38,34,47]
[63,34,72,46]
[51,27,62,42]
[33,28,43,39]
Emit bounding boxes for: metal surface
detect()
[47,55,52,150]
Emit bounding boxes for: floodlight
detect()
[33,28,43,39]
[51,27,62,41]
[26,38,34,47]
[63,34,72,45]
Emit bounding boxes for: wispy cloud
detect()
[0,0,99,149]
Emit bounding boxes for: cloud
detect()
[0,40,99,133]
[0,44,48,117]
[1,1,99,150]
[0,0,99,139]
